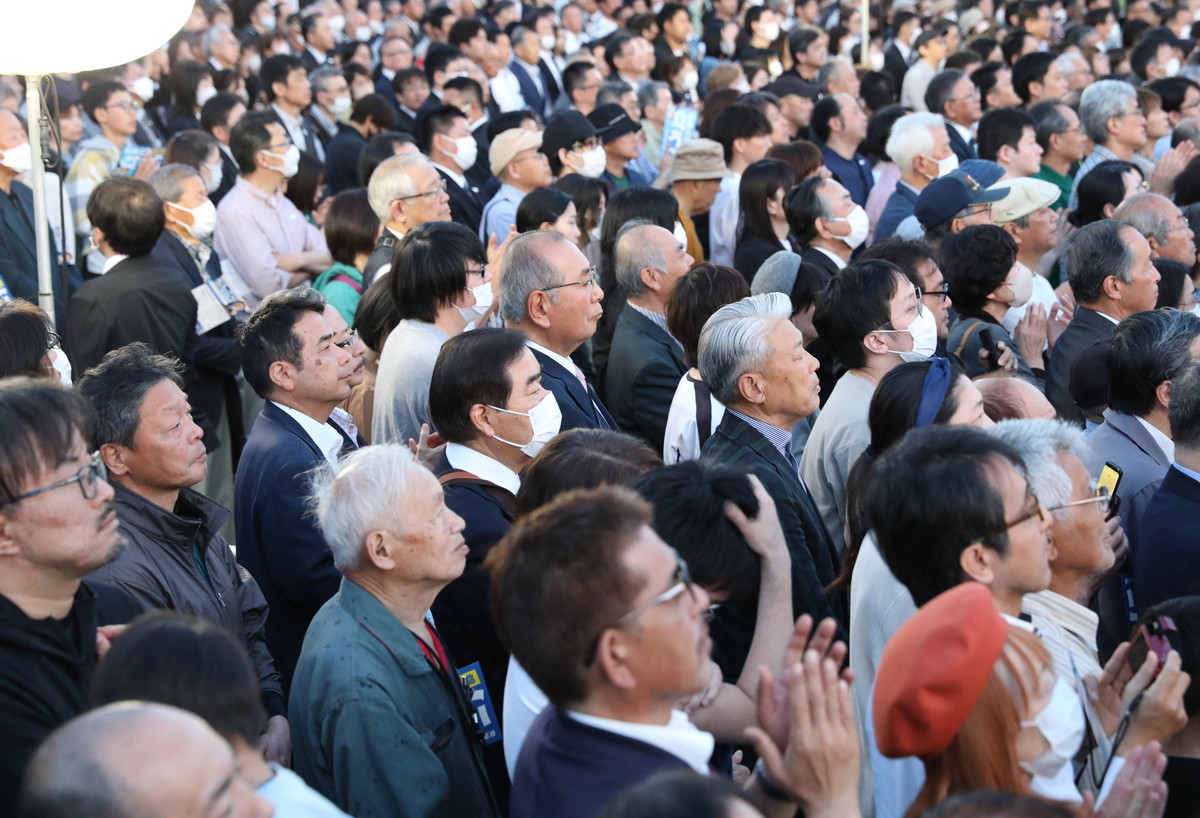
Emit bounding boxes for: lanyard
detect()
[414,621,451,676]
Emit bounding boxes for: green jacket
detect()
[290,578,501,818]
[312,263,364,326]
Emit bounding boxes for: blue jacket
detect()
[874,182,919,243]
[1134,465,1200,612]
[234,402,346,691]
[529,347,618,433]
[511,708,690,818]
[291,579,501,818]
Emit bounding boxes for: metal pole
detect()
[860,0,870,70]
[26,75,55,326]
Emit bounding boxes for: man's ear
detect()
[1100,273,1124,302]
[100,443,132,478]
[1145,235,1164,259]
[0,513,19,557]
[959,542,996,585]
[363,529,397,570]
[737,371,766,405]
[1156,378,1172,411]
[1003,221,1022,244]
[268,360,297,394]
[639,265,660,294]
[594,630,638,690]
[526,290,554,329]
[862,329,891,356]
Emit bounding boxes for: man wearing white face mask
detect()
[304,67,353,152]
[149,163,245,507]
[214,112,332,308]
[875,112,958,242]
[425,104,485,235]
[801,259,936,558]
[426,328,560,791]
[786,176,868,277]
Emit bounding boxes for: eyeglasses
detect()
[0,452,104,507]
[541,266,600,293]
[979,483,1045,542]
[583,551,698,666]
[1047,485,1114,516]
[44,331,62,354]
[395,182,446,200]
[1161,221,1192,236]
[105,102,139,112]
[947,88,982,103]
[334,328,359,349]
[877,286,925,332]
[924,287,951,302]
[572,136,601,151]
[1115,108,1146,119]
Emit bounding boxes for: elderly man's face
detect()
[387,466,468,584]
[1150,201,1197,267]
[985,459,1055,599]
[0,432,121,579]
[756,318,821,421]
[1115,227,1161,313]
[540,238,605,349]
[609,527,712,698]
[278,310,355,405]
[109,379,209,493]
[1047,451,1113,582]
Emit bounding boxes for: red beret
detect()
[872,582,1009,762]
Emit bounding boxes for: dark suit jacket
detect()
[438,167,486,235]
[1046,307,1115,425]
[325,122,367,195]
[883,43,910,93]
[363,230,400,286]
[1134,465,1200,613]
[800,246,842,279]
[603,304,687,453]
[234,402,343,691]
[65,252,214,443]
[874,182,919,243]
[530,347,618,432]
[511,708,690,818]
[734,230,788,285]
[946,123,979,163]
[299,47,326,73]
[150,232,243,455]
[511,59,549,117]
[701,411,846,678]
[211,147,239,205]
[302,109,337,152]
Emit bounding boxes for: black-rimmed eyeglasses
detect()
[0,452,103,507]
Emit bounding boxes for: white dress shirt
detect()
[272,401,344,470]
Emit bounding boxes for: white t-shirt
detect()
[258,764,351,817]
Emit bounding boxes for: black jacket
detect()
[89,483,285,717]
[0,582,142,815]
[734,231,788,285]
[363,230,401,287]
[1046,306,1115,425]
[530,347,618,432]
[437,167,486,236]
[946,122,979,163]
[603,303,687,454]
[325,123,367,195]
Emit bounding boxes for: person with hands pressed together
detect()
[213,112,332,308]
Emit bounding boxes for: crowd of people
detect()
[5,0,1200,815]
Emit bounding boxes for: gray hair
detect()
[598,79,634,107]
[1175,117,1200,147]
[1030,100,1071,151]
[698,292,793,406]
[1079,79,1137,144]
[615,221,666,298]
[147,163,202,204]
[816,56,853,94]
[636,81,670,116]
[1055,51,1087,74]
[366,152,429,221]
[1063,219,1136,304]
[498,230,569,324]
[985,418,1085,516]
[204,24,234,57]
[1170,362,1200,450]
[309,65,344,96]
[1114,193,1176,242]
[309,444,429,572]
[886,112,944,173]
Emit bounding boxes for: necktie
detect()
[572,364,589,392]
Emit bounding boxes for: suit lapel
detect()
[537,351,596,420]
[1107,411,1173,468]
[262,402,328,462]
[623,305,685,371]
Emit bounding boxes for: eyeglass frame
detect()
[1046,485,1114,516]
[334,328,360,349]
[541,266,600,293]
[44,331,62,354]
[0,452,104,507]
[924,287,951,302]
[582,550,698,667]
[395,181,447,201]
[875,286,925,333]
[977,482,1045,543]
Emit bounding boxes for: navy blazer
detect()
[511,59,549,117]
[946,123,979,163]
[874,182,920,243]
[234,402,343,691]
[1046,307,1115,425]
[603,303,687,453]
[530,347,618,432]
[1134,466,1200,612]
[701,411,847,677]
[438,167,486,236]
[511,708,690,818]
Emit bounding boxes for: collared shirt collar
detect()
[526,339,577,374]
[567,709,715,774]
[271,401,343,470]
[946,119,974,142]
[234,174,283,205]
[445,442,521,495]
[629,302,683,351]
[1136,415,1175,461]
[812,244,848,270]
[728,408,794,463]
[101,253,129,274]
[306,44,327,65]
[431,161,468,189]
[1175,462,1200,484]
[308,104,337,137]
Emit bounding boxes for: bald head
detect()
[977,375,1058,423]
[21,703,271,818]
[1115,193,1198,266]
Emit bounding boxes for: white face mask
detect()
[260,15,277,32]
[450,134,479,170]
[168,198,218,241]
[131,75,158,103]
[263,144,301,178]
[458,279,493,324]
[0,141,32,175]
[540,33,557,50]
[876,304,939,362]
[202,160,223,194]
[1163,57,1182,77]
[196,85,217,108]
[829,204,870,249]
[761,21,781,41]
[588,223,602,242]
[1006,262,1034,309]
[487,391,563,457]
[247,54,263,74]
[1020,676,1086,782]
[49,347,72,387]
[680,70,699,91]
[923,151,959,179]
[329,95,352,117]
[870,51,885,71]
[356,25,373,41]
[576,145,607,178]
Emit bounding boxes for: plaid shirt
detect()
[64,135,120,273]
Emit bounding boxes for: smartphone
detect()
[979,328,1003,371]
[1132,615,1177,678]
[1098,462,1123,520]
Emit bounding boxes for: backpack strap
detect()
[953,320,987,360]
[438,469,517,519]
[693,376,714,450]
[329,273,364,295]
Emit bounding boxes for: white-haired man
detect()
[363,153,451,281]
[874,112,957,242]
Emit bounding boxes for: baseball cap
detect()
[489,127,544,177]
[988,177,1060,225]
[665,139,734,183]
[915,169,1010,230]
[543,110,604,160]
[588,103,641,143]
[958,159,1006,189]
